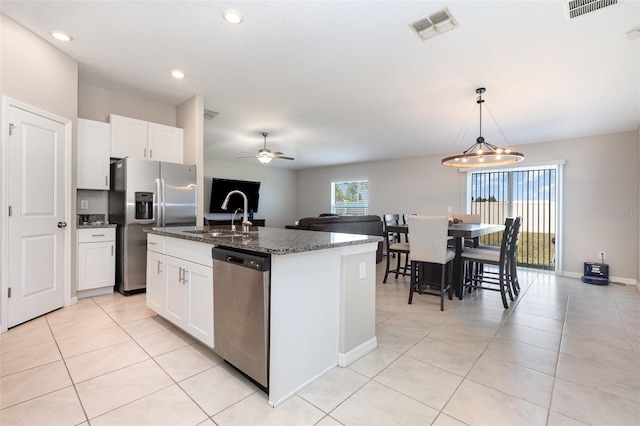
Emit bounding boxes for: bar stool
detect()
[407,215,455,311]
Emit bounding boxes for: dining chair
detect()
[407,215,455,311]
[470,217,521,296]
[459,217,517,309]
[383,216,410,283]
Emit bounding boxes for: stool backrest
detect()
[408,215,449,264]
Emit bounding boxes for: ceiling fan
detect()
[250,132,295,164]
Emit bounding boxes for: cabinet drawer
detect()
[147,233,165,253]
[78,228,115,243]
[165,238,214,267]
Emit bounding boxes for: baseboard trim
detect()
[338,336,378,367]
[560,271,637,287]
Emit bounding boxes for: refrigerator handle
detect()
[155,178,163,228]
[160,178,166,227]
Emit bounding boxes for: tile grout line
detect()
[94,295,216,424]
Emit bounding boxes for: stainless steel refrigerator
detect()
[109,158,197,294]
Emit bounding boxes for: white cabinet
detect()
[109,114,147,160]
[146,233,165,314]
[77,228,115,291]
[77,118,110,190]
[148,122,183,163]
[146,235,214,347]
[109,114,183,163]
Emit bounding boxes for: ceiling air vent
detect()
[409,7,459,41]
[566,0,621,19]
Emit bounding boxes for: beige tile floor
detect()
[1,262,639,425]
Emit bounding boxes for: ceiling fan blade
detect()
[274,155,295,160]
[236,155,255,159]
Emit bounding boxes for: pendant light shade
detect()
[442,88,524,168]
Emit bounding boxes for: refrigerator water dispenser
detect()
[135,192,154,220]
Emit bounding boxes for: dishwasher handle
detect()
[226,256,245,265]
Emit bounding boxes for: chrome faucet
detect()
[221,190,252,232]
[231,208,242,232]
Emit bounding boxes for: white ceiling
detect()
[2,1,639,170]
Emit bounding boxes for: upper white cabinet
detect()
[77,118,110,190]
[109,114,183,163]
[148,122,184,163]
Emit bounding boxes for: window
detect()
[468,166,560,270]
[331,180,369,214]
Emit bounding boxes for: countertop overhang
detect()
[145,226,383,255]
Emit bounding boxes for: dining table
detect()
[386,222,505,297]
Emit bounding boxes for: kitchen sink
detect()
[183,228,257,238]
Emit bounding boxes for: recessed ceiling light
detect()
[171,70,185,79]
[222,9,243,24]
[49,30,72,42]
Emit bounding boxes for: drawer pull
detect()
[149,242,157,245]
[92,234,105,237]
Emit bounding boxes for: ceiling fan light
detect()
[257,156,272,164]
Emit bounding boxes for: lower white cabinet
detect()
[146,250,165,314]
[146,235,214,348]
[78,228,115,291]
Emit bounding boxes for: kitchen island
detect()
[145,226,381,407]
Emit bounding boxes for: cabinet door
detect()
[164,256,187,327]
[148,122,183,163]
[77,119,110,190]
[146,250,165,314]
[110,114,148,159]
[78,241,115,290]
[185,262,214,347]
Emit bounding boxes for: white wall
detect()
[177,95,205,225]
[298,155,466,219]
[203,159,298,228]
[297,131,639,282]
[79,83,177,125]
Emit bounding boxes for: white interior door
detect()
[6,105,67,328]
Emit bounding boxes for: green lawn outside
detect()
[479,231,555,269]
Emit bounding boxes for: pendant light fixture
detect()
[442,88,524,168]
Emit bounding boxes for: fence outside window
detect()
[469,168,557,269]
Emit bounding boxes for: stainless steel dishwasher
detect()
[212,247,271,390]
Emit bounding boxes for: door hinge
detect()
[8,206,12,217]
[9,123,15,136]
[8,287,11,298]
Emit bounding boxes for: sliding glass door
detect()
[468,166,559,270]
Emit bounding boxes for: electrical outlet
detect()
[80,200,89,210]
[359,262,366,279]
[598,251,606,261]
[447,206,453,213]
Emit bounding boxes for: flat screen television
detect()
[209,178,260,213]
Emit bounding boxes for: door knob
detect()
[57,221,67,228]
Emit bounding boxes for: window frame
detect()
[331,179,369,215]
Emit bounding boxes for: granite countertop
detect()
[77,223,117,229]
[145,226,383,255]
